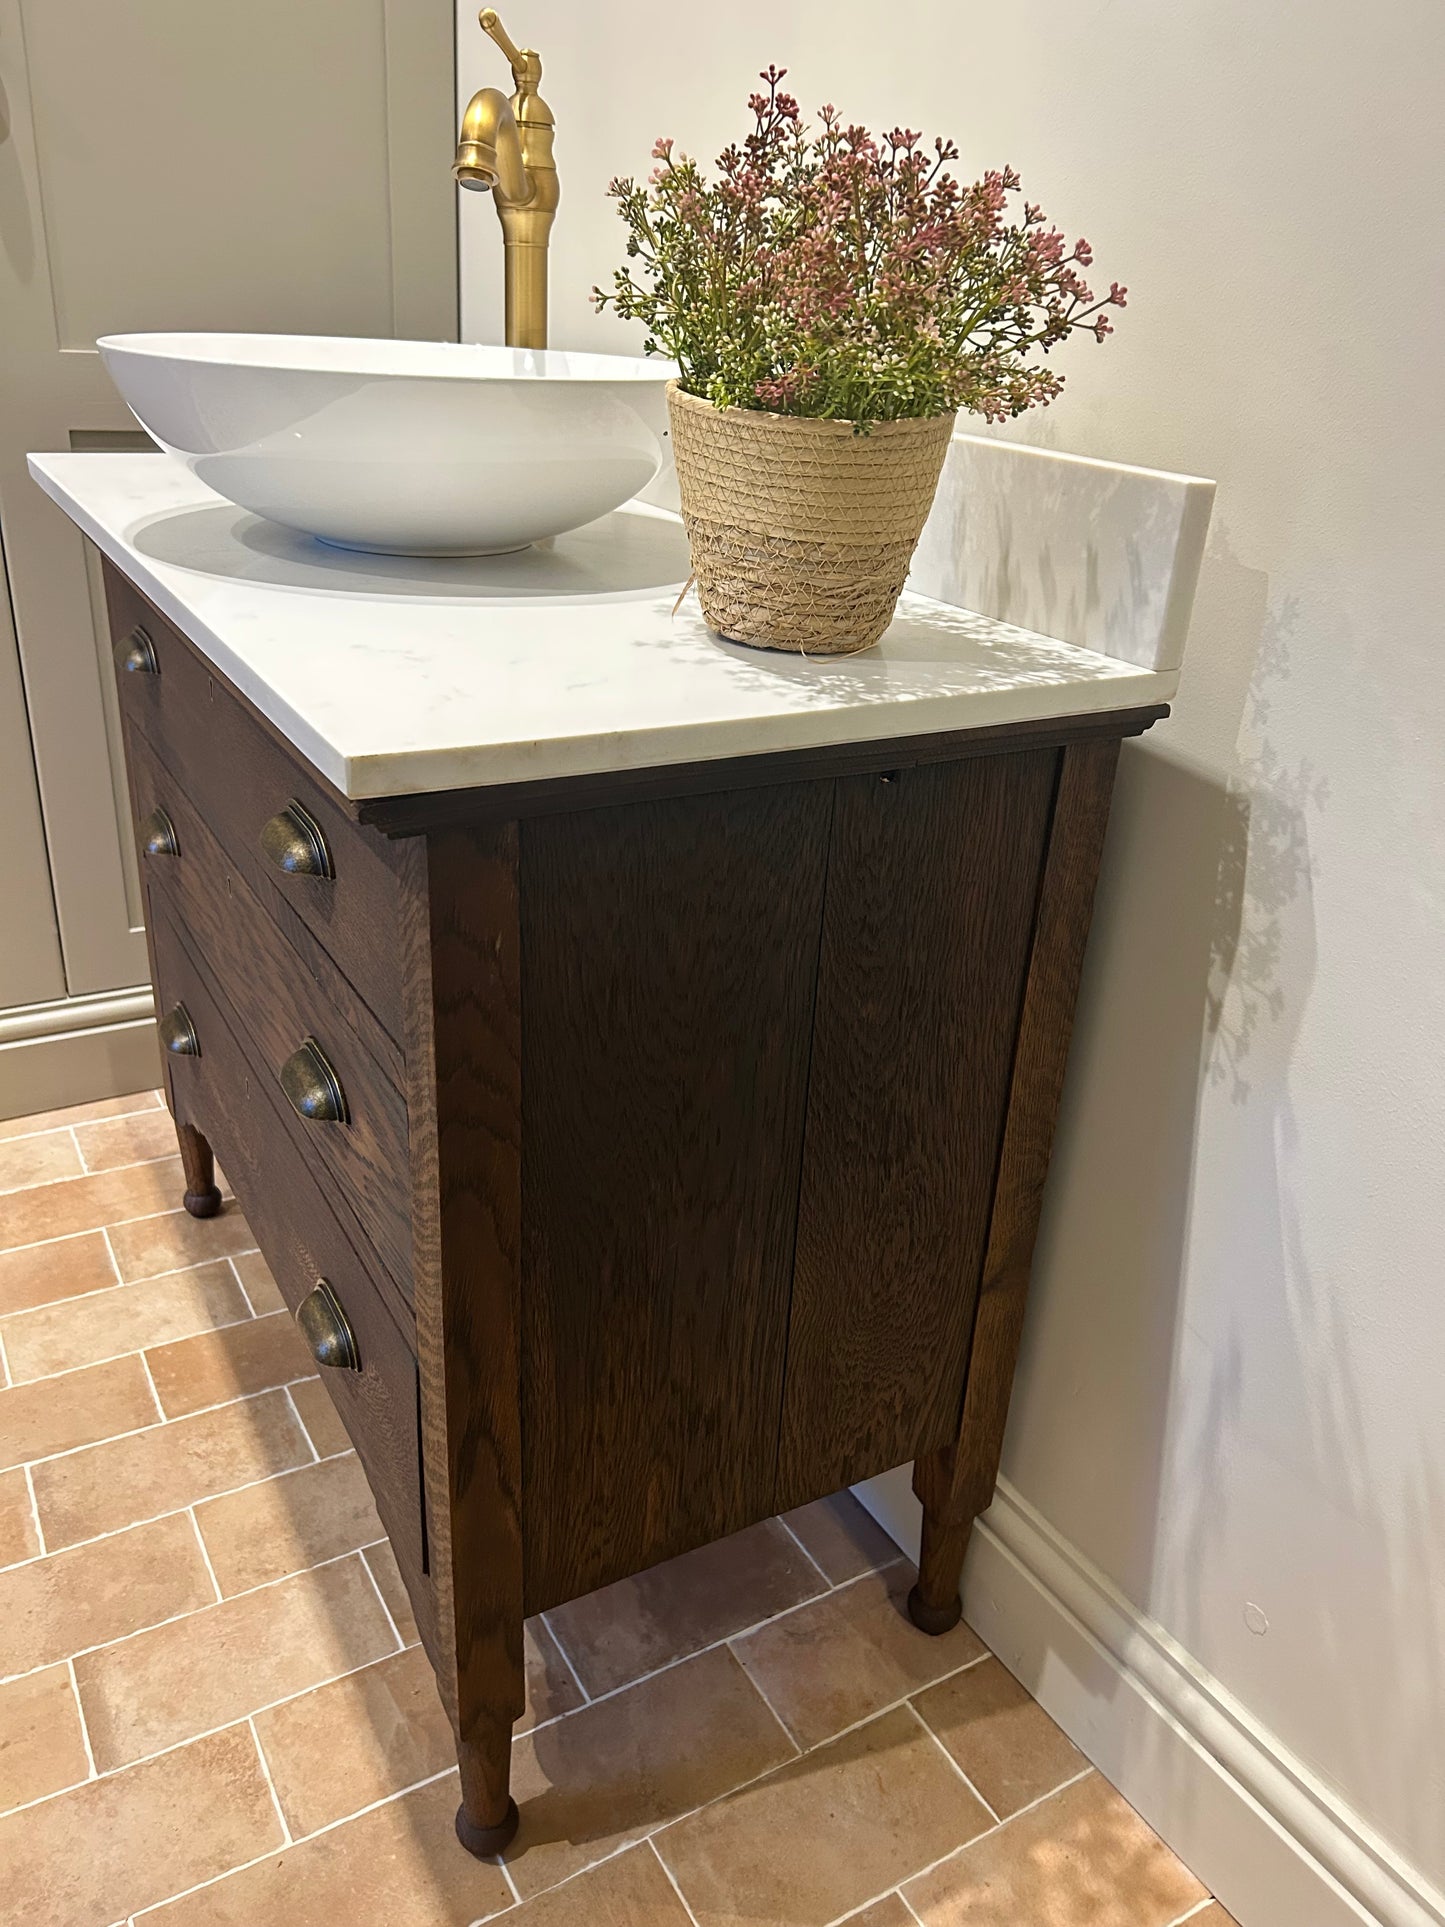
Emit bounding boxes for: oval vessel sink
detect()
[98,333,675,557]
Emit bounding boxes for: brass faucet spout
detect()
[454,10,558,351]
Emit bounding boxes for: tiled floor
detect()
[0,1090,1238,1927]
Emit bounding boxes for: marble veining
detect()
[30,453,1184,800]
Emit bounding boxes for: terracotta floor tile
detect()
[546,1519,826,1698]
[658,1704,992,1927]
[731,1561,986,1749]
[0,1723,281,1927]
[0,1156,185,1249]
[253,1641,454,1835]
[0,1227,118,1317]
[0,1464,41,1566]
[0,1511,214,1674]
[1189,1909,1239,1925]
[525,1615,585,1731]
[780,1491,901,1585]
[902,1772,1207,1927]
[137,1768,511,1925]
[847,1899,917,1927]
[0,1091,161,1143]
[0,1354,158,1469]
[231,1248,286,1315]
[195,1451,383,1594]
[0,1128,84,1194]
[31,1387,311,1548]
[76,1552,397,1770]
[912,1656,1085,1820]
[2,1257,249,1383]
[288,1374,351,1457]
[507,1643,795,1897]
[146,1309,316,1419]
[363,1539,419,1643]
[73,1106,184,1174]
[0,1662,91,1811]
[108,1200,257,1284]
[506,1844,697,1925]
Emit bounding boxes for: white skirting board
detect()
[0,987,160,1121]
[852,1468,1444,1927]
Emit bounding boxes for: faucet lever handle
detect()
[478,9,539,92]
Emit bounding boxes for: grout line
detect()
[227,1252,259,1318]
[248,1714,294,1847]
[0,1099,163,1149]
[898,1892,928,1926]
[359,1541,405,1651]
[903,1698,1001,1825]
[135,1350,166,1427]
[2,1367,278,1468]
[0,1447,335,1604]
[539,1610,592,1704]
[1167,1903,1221,1925]
[495,1857,522,1910]
[67,1657,99,1781]
[0,1325,11,1391]
[0,1200,258,1269]
[775,1510,836,1589]
[22,1462,46,1557]
[0,1537,378,1692]
[98,1226,126,1287]
[188,1508,224,1605]
[283,1382,322,1464]
[68,1124,91,1177]
[649,1838,703,1925]
[724,1636,803,1753]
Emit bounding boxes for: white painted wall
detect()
[460,0,1445,1913]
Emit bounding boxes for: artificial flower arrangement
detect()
[596,69,1126,654]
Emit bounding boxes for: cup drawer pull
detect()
[158,1004,200,1056]
[260,802,334,880]
[139,806,179,859]
[296,1281,360,1371]
[115,626,159,676]
[279,1039,349,1124]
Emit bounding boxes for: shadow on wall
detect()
[1001,520,1445,1893]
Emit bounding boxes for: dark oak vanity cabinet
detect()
[102,554,1164,1857]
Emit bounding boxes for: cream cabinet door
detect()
[0,0,457,996]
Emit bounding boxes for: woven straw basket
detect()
[667,382,955,655]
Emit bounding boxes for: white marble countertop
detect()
[29,453,1178,801]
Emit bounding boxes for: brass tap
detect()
[455,9,558,351]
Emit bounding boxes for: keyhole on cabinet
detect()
[879,770,899,785]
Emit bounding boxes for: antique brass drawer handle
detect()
[116,626,159,676]
[296,1281,360,1372]
[158,1003,200,1056]
[260,802,334,880]
[279,1039,349,1124]
[139,807,179,859]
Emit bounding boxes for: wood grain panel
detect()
[103,563,407,1043]
[518,783,832,1613]
[145,896,434,1657]
[122,728,413,1297]
[398,827,525,1768]
[914,738,1121,1537]
[776,750,1059,1508]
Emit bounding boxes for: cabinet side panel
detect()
[520,783,831,1612]
[777,749,1059,1508]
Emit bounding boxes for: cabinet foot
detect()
[455,1728,518,1860]
[176,1122,222,1218]
[455,1796,519,1859]
[908,1488,974,1637]
[906,1583,964,1636]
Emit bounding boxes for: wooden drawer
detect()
[147,893,435,1654]
[124,726,414,1307]
[103,563,407,1047]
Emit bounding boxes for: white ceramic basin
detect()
[98,333,675,556]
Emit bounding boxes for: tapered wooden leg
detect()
[455,1725,519,1858]
[907,1474,973,1636]
[176,1121,222,1218]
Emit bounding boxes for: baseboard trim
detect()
[0,986,159,1120]
[853,1470,1442,1927]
